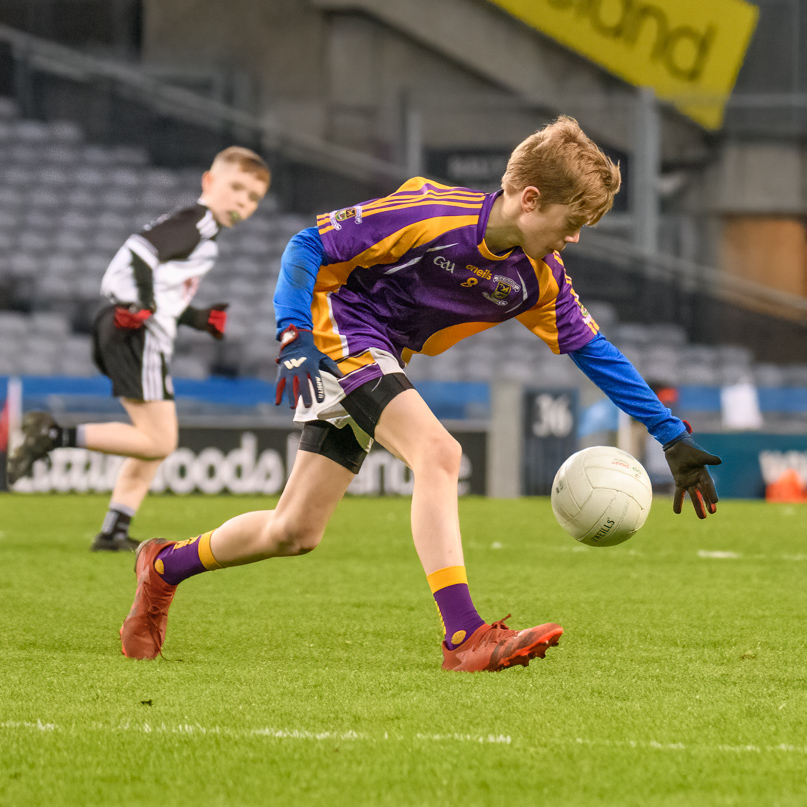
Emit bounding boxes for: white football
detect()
[551,446,652,547]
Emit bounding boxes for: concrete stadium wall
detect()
[140,0,706,162]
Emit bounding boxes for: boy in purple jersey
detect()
[120,117,721,671]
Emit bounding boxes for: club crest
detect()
[482,275,521,306]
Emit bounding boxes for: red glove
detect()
[114,305,153,329]
[205,304,228,340]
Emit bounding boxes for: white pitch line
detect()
[0,721,511,745]
[3,721,807,755]
[571,738,807,755]
[547,544,807,563]
[697,550,741,559]
[416,733,511,744]
[697,550,807,562]
[0,720,57,731]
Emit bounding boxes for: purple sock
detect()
[433,584,485,649]
[153,533,222,586]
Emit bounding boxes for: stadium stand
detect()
[2,94,807,411]
[0,96,302,381]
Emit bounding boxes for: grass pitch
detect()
[1,493,806,806]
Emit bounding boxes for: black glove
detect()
[275,325,342,408]
[178,303,229,340]
[664,431,722,518]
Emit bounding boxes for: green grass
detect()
[1,493,806,806]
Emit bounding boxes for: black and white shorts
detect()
[294,347,414,473]
[92,305,175,402]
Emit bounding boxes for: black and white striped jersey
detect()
[100,200,221,354]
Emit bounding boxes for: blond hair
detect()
[501,116,621,225]
[211,146,271,185]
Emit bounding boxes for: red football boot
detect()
[120,539,177,660]
[441,615,563,672]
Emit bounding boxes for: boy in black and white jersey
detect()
[7,146,270,551]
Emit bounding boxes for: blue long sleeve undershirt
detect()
[272,228,687,446]
[273,227,324,336]
[569,334,686,445]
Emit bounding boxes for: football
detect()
[551,446,652,547]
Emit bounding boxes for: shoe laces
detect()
[475,615,517,646]
[489,614,512,631]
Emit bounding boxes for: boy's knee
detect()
[147,431,178,459]
[162,433,179,457]
[266,517,323,557]
[423,432,463,475]
[276,535,322,557]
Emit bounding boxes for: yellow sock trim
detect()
[198,530,224,571]
[426,565,468,594]
[434,601,446,635]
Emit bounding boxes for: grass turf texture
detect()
[1,494,806,806]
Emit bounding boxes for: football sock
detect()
[49,424,78,448]
[154,530,223,586]
[427,565,485,649]
[100,503,135,539]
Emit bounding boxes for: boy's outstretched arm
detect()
[273,227,342,409]
[178,303,229,339]
[569,333,721,518]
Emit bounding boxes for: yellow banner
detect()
[488,0,759,129]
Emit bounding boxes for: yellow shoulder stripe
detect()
[315,215,478,292]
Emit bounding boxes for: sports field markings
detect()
[0,720,510,745]
[545,544,807,562]
[571,738,807,755]
[697,550,807,562]
[0,720,57,731]
[5,721,807,756]
[697,550,741,559]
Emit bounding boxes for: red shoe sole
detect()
[495,625,563,670]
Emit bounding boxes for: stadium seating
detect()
[0,97,304,379]
[2,95,807,416]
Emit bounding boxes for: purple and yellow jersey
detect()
[314,177,598,385]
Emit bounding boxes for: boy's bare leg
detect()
[109,457,164,511]
[121,391,563,668]
[83,399,178,460]
[92,456,167,551]
[373,389,465,575]
[370,388,562,671]
[89,399,177,550]
[209,449,356,566]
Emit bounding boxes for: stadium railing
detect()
[0,23,412,190]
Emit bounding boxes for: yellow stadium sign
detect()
[488,0,758,129]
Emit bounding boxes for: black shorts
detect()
[297,373,413,473]
[92,305,174,401]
